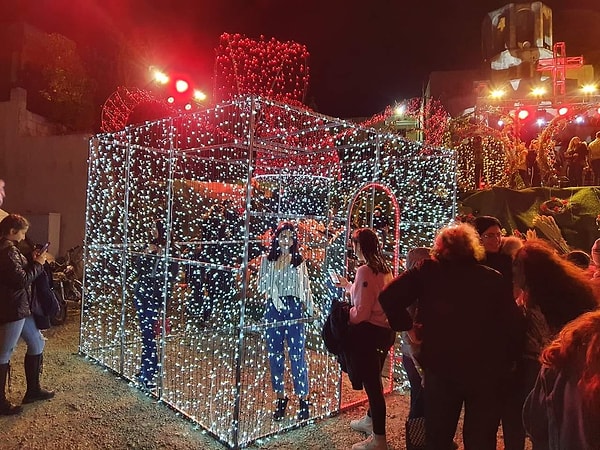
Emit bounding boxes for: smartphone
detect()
[327,268,340,284]
[38,242,50,253]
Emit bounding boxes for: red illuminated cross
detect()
[537,42,583,98]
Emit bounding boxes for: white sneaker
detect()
[351,433,388,450]
[350,415,373,434]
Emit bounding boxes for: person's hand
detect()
[336,275,351,289]
[33,249,47,265]
[526,228,538,240]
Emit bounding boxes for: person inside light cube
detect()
[258,221,313,422]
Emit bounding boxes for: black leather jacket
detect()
[0,238,43,324]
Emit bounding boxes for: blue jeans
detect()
[0,316,46,363]
[133,279,162,384]
[265,296,309,397]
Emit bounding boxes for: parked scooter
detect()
[49,245,83,325]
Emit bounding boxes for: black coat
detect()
[379,258,524,381]
[322,300,398,390]
[0,238,43,324]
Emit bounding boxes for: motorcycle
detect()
[49,245,83,325]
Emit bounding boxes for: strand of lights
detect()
[83,95,456,448]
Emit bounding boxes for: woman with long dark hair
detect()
[508,239,598,448]
[334,228,395,450]
[524,310,600,449]
[258,222,313,422]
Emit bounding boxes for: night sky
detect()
[5,0,600,118]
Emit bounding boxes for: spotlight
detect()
[558,107,569,116]
[518,109,529,120]
[175,79,190,94]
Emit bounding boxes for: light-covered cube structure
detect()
[81,95,456,448]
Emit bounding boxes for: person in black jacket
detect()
[0,214,54,415]
[379,223,522,450]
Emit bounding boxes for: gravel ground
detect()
[0,306,530,449]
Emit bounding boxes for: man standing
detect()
[588,131,600,185]
[474,215,526,450]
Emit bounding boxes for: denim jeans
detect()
[264,296,308,397]
[0,316,46,363]
[133,278,162,384]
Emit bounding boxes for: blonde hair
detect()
[432,222,485,262]
[501,236,524,259]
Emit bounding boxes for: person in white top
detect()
[258,221,313,422]
[588,131,600,185]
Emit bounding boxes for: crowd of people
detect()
[374,216,600,450]
[3,170,600,450]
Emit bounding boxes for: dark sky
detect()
[6,0,600,118]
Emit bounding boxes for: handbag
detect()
[405,416,426,450]
[31,268,61,329]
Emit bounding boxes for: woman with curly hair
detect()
[334,228,396,450]
[380,222,523,450]
[508,238,598,449]
[524,310,600,449]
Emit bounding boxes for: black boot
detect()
[273,396,288,421]
[0,363,22,415]
[22,353,54,404]
[297,397,310,421]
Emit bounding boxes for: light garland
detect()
[81,95,457,448]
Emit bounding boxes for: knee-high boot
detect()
[22,353,54,404]
[0,363,22,415]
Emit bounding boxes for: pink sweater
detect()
[346,264,393,328]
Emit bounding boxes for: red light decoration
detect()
[214,33,310,105]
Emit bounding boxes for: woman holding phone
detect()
[334,227,395,450]
[0,214,54,415]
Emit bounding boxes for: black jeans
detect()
[425,369,502,450]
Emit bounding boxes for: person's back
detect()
[380,223,522,450]
[402,258,519,379]
[524,311,600,449]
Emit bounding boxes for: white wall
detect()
[0,88,90,255]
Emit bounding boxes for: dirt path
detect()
[0,307,524,449]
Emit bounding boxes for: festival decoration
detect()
[539,196,571,215]
[83,95,456,448]
[214,33,310,105]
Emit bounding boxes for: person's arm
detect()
[297,261,313,316]
[257,255,269,295]
[523,366,551,447]
[348,266,376,324]
[378,267,421,331]
[1,246,43,289]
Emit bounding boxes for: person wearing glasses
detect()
[474,215,527,450]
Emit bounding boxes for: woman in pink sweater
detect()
[335,227,395,450]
